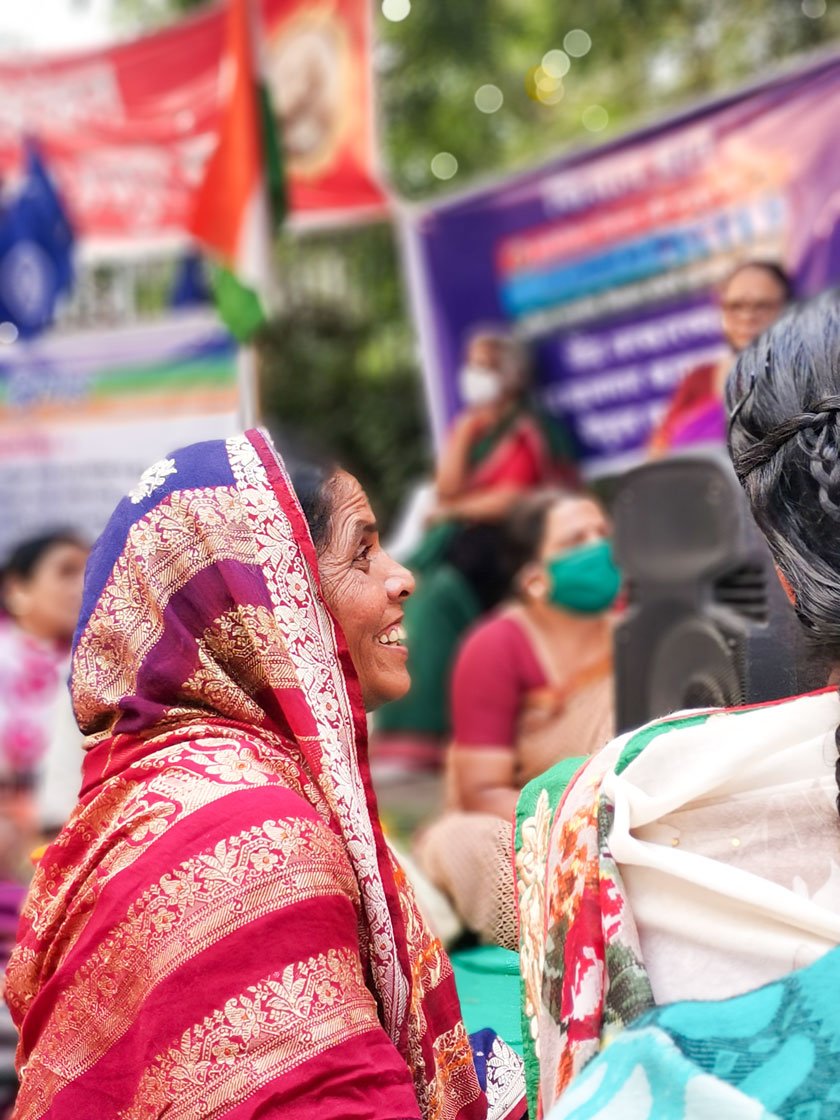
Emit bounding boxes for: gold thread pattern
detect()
[120,948,379,1120]
[14,816,359,1118]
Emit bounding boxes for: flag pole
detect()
[237,342,260,428]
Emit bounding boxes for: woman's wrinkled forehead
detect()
[322,472,375,551]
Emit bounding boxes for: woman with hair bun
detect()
[517,291,840,1120]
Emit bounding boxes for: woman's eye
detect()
[353,545,372,568]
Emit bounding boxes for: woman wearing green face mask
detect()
[415,491,618,948]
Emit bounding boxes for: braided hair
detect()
[727,290,840,804]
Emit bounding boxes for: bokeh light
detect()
[0,323,18,345]
[536,69,560,93]
[431,152,459,180]
[526,66,565,104]
[582,104,609,131]
[382,0,411,22]
[542,50,571,79]
[538,84,565,106]
[802,0,826,16]
[474,84,504,113]
[564,29,592,58]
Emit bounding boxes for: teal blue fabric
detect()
[547,941,840,1118]
[451,946,524,1058]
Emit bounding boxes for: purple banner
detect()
[406,52,840,474]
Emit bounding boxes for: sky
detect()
[0,0,115,55]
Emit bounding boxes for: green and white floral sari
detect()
[515,688,840,1119]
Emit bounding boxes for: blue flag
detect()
[0,143,74,339]
[170,252,211,309]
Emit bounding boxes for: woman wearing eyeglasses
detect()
[648,260,792,455]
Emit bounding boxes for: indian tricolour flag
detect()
[190,0,284,343]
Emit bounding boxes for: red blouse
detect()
[451,613,547,750]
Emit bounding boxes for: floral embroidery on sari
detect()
[128,458,177,504]
[121,948,377,1120]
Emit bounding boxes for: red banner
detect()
[0,0,386,253]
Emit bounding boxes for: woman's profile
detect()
[6,431,525,1120]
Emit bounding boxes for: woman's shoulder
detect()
[607,686,840,775]
[455,609,535,675]
[461,607,531,649]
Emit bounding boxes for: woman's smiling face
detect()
[317,471,415,711]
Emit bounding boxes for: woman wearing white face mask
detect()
[372,331,578,774]
[432,332,574,526]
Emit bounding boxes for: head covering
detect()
[7,430,493,1119]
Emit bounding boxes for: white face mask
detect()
[459,365,503,408]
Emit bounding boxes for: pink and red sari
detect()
[6,430,524,1120]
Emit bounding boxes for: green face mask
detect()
[545,538,621,614]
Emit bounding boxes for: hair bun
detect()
[798,401,840,519]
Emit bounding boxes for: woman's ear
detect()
[518,561,548,602]
[3,575,27,618]
[775,565,796,607]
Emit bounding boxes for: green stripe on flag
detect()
[211,265,267,342]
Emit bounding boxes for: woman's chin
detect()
[363,673,412,713]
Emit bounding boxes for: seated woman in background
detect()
[416,491,617,947]
[373,329,577,772]
[517,291,840,1120]
[648,260,792,455]
[6,431,525,1120]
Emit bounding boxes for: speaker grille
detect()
[713,564,768,623]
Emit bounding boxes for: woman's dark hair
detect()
[444,523,511,612]
[1,530,88,616]
[3,530,87,583]
[287,459,339,552]
[727,290,840,804]
[722,260,795,303]
[503,489,574,595]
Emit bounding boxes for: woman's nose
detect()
[384,557,415,601]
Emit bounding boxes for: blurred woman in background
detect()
[0,531,87,877]
[374,329,577,772]
[0,529,87,1115]
[649,260,793,454]
[416,491,617,947]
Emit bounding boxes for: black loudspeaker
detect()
[612,452,825,734]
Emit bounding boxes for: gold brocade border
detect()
[226,437,410,1038]
[72,486,256,729]
[14,816,359,1119]
[13,732,320,961]
[121,947,378,1120]
[390,856,479,1119]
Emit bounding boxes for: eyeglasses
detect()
[721,300,783,316]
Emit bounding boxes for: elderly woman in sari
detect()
[6,431,525,1119]
[515,292,840,1119]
